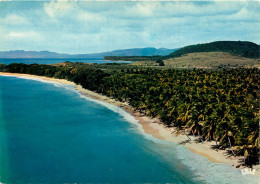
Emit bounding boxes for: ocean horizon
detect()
[0,58,132,65]
[0,75,258,184]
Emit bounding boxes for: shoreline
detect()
[1,72,259,176]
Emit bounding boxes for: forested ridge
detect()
[1,63,259,165]
[166,41,259,59]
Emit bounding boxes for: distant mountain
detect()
[0,50,70,59]
[84,47,178,58]
[166,41,259,59]
[0,48,177,59]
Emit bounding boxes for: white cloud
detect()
[227,7,260,21]
[44,0,76,18]
[43,0,103,24]
[134,3,156,17]
[106,1,244,19]
[78,11,102,22]
[8,31,42,40]
[0,14,29,25]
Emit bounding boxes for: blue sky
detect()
[0,0,259,54]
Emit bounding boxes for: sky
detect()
[0,0,259,54]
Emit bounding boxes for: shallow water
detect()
[0,76,258,184]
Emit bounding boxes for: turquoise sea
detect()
[0,75,258,184]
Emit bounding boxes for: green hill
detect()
[166,41,259,59]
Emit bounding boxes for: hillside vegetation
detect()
[166,41,259,59]
[105,41,259,69]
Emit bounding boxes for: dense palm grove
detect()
[1,63,259,165]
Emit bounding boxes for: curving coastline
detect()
[0,72,259,177]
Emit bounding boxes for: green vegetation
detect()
[1,62,259,166]
[166,41,259,59]
[156,59,165,66]
[0,64,5,70]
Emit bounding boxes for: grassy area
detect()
[163,52,260,69]
[130,60,159,67]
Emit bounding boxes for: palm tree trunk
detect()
[198,130,203,142]
[185,131,191,140]
[228,136,236,156]
[191,129,195,136]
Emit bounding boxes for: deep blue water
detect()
[0,58,131,65]
[0,76,258,184]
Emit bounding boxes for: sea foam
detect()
[75,91,169,145]
[173,145,259,184]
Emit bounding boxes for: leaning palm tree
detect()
[202,117,217,141]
